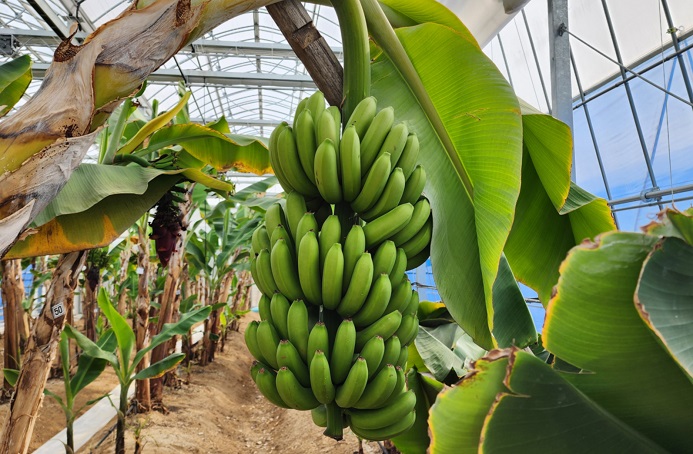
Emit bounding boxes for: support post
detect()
[548,0,574,180]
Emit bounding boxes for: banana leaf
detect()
[505,103,615,303]
[0,55,32,117]
[144,123,271,174]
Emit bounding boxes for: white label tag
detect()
[52,302,66,319]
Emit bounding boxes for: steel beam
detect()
[0,28,343,59]
[31,63,316,88]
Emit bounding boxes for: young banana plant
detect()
[63,288,212,454]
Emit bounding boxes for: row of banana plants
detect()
[0,60,271,452]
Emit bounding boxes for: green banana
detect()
[276,367,320,410]
[391,197,431,246]
[391,366,406,398]
[396,133,419,179]
[355,311,402,351]
[293,97,309,129]
[353,364,397,410]
[269,122,294,192]
[350,410,416,441]
[384,278,412,316]
[296,212,319,253]
[276,339,310,387]
[307,321,330,364]
[404,290,420,317]
[352,274,392,329]
[314,139,343,204]
[298,231,322,306]
[270,224,294,255]
[340,125,361,202]
[359,335,385,380]
[396,346,409,369]
[335,357,369,408]
[255,249,279,296]
[363,203,414,250]
[256,367,291,409]
[396,313,419,346]
[270,293,291,339]
[401,217,432,258]
[270,239,303,301]
[265,202,287,240]
[361,168,406,222]
[348,389,416,430]
[378,335,401,375]
[351,152,391,213]
[278,127,320,197]
[406,244,430,270]
[258,294,272,323]
[306,90,326,124]
[309,350,335,404]
[401,164,426,206]
[244,321,265,363]
[360,107,394,175]
[372,240,397,277]
[317,106,341,152]
[251,226,271,256]
[330,319,356,385]
[286,191,308,241]
[250,257,269,296]
[287,299,310,361]
[376,123,408,168]
[318,215,341,271]
[337,253,373,317]
[342,225,365,293]
[256,320,281,369]
[321,243,344,310]
[250,360,264,382]
[295,110,318,184]
[311,405,328,427]
[345,96,377,139]
[389,248,408,287]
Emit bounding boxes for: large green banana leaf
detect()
[505,104,615,303]
[369,21,524,349]
[6,167,181,259]
[429,224,693,453]
[0,55,32,117]
[391,369,443,454]
[378,0,474,41]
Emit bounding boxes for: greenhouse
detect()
[0,0,691,452]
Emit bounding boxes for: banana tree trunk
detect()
[202,271,234,364]
[150,194,191,408]
[117,241,133,315]
[1,259,23,397]
[83,278,97,342]
[134,225,152,411]
[0,251,86,454]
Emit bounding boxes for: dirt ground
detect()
[50,312,382,453]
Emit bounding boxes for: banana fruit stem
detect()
[331,0,370,123]
[324,403,344,440]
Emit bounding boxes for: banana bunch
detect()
[246,91,433,441]
[268,92,432,271]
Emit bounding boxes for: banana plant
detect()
[63,288,212,454]
[43,330,117,453]
[360,0,615,350]
[4,91,269,260]
[427,208,693,453]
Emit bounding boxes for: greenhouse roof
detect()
[1,0,692,227]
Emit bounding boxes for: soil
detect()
[63,312,382,453]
